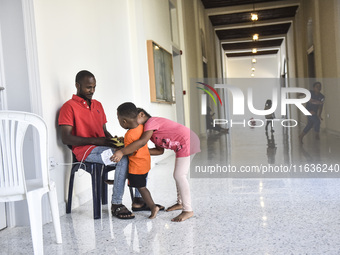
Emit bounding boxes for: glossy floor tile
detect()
[1,125,340,254]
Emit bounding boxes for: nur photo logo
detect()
[196,82,222,115]
[195,80,313,128]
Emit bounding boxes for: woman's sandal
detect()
[111,205,135,219]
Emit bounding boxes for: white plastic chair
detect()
[0,111,62,254]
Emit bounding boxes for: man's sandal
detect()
[111,205,135,219]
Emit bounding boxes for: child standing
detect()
[112,107,201,222]
[264,99,275,132]
[299,81,325,143]
[113,102,159,219]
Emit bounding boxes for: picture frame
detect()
[147,40,175,103]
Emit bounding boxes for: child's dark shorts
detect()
[128,173,148,188]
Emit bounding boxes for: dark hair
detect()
[265,99,272,106]
[75,70,95,84]
[313,81,322,88]
[117,102,138,119]
[137,108,152,118]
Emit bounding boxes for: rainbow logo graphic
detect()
[196,82,222,106]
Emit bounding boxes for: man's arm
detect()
[60,125,116,147]
[103,124,113,139]
[318,104,324,120]
[309,98,324,105]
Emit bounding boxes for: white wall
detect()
[180,0,221,135]
[227,55,279,79]
[31,0,176,216]
[226,55,280,121]
[139,0,177,120]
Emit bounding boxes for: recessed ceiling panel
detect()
[222,39,283,51]
[210,6,299,26]
[226,49,279,57]
[216,23,291,40]
[201,0,284,9]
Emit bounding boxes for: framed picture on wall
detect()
[147,40,175,103]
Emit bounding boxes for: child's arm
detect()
[111,130,154,162]
[149,146,164,155]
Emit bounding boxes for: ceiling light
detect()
[252,58,257,63]
[251,67,255,72]
[252,48,257,54]
[251,73,255,77]
[253,34,259,41]
[251,13,258,21]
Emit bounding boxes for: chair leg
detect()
[102,170,108,205]
[48,182,62,244]
[26,192,44,255]
[66,167,77,214]
[129,187,134,202]
[91,164,102,219]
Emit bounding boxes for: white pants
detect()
[173,154,195,211]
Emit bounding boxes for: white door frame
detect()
[0,14,7,111]
[0,34,7,232]
[0,0,43,228]
[22,0,43,116]
[0,1,8,231]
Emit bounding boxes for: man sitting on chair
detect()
[58,70,143,219]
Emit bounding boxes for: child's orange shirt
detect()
[124,124,150,175]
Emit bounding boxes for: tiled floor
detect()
[1,125,340,254]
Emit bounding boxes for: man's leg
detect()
[85,146,126,203]
[86,146,141,199]
[111,154,128,204]
[313,115,321,140]
[299,116,314,143]
[85,146,112,164]
[85,146,135,219]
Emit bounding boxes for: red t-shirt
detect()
[58,95,107,161]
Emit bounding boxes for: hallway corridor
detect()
[1,126,340,254]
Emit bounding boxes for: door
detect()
[172,47,185,125]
